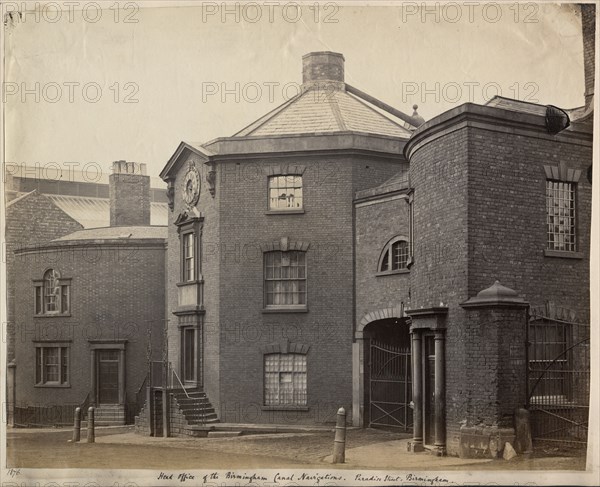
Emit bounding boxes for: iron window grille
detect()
[528,319,572,404]
[546,180,576,252]
[264,353,307,406]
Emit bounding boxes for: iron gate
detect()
[527,316,590,445]
[369,340,412,430]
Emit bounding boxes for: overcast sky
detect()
[4,1,586,180]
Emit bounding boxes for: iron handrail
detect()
[171,367,191,399]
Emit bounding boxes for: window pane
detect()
[45,347,59,382]
[264,353,307,406]
[391,240,409,270]
[546,180,576,251]
[61,348,68,384]
[35,287,42,314]
[268,175,303,210]
[183,233,195,281]
[61,286,70,314]
[44,269,61,313]
[36,348,42,383]
[264,251,307,307]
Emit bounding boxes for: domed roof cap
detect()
[461,281,528,307]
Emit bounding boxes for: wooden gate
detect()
[527,317,589,445]
[369,340,412,430]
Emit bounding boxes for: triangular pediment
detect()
[160,141,214,181]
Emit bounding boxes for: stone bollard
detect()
[72,407,81,442]
[332,407,346,464]
[87,407,95,443]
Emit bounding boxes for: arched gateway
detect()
[353,306,412,430]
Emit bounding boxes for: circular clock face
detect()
[182,164,200,206]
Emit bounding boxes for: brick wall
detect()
[406,104,593,455]
[5,192,83,363]
[165,152,221,413]
[13,240,165,419]
[581,4,596,107]
[466,125,592,321]
[214,153,401,424]
[355,195,411,325]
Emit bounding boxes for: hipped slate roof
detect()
[233,86,414,139]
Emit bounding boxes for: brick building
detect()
[7,161,167,426]
[156,51,422,433]
[151,5,593,456]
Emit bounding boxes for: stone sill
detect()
[265,209,305,215]
[261,406,309,411]
[262,306,308,313]
[544,249,584,259]
[34,313,72,318]
[376,269,410,277]
[34,383,71,388]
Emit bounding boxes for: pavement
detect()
[6,424,588,471]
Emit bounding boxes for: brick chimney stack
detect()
[109,160,151,227]
[581,4,596,109]
[302,51,345,88]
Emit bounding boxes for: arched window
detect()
[35,269,70,315]
[378,237,410,273]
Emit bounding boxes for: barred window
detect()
[529,319,571,402]
[379,237,409,273]
[264,251,307,307]
[268,175,303,210]
[264,353,307,406]
[35,269,70,315]
[35,346,69,385]
[546,180,576,252]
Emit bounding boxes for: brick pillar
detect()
[459,281,529,459]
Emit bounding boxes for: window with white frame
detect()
[264,251,307,307]
[379,237,409,273]
[35,269,70,315]
[35,345,69,385]
[264,353,307,406]
[546,180,576,252]
[268,175,303,210]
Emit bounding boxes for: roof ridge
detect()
[233,91,305,137]
[328,92,347,131]
[344,90,412,134]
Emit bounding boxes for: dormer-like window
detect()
[268,175,303,211]
[378,237,410,274]
[34,269,71,316]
